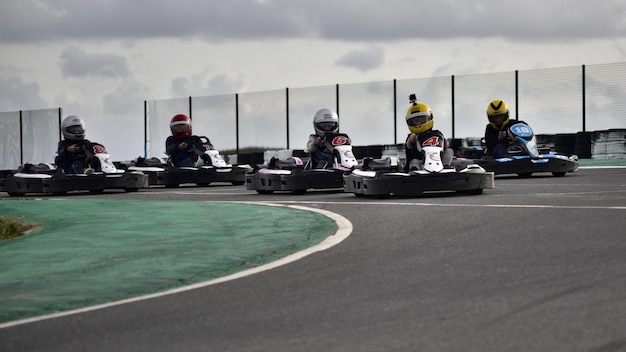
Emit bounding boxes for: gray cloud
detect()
[170,73,246,98]
[0,72,48,110]
[59,46,130,78]
[1,1,625,44]
[102,80,149,115]
[335,47,385,72]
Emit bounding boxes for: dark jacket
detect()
[484,120,527,155]
[404,130,446,171]
[55,139,90,174]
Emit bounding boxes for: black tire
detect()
[231,180,245,186]
[165,184,179,188]
[518,173,533,178]
[291,189,306,195]
[552,172,566,177]
[89,189,104,194]
[125,188,140,192]
[256,190,274,194]
[8,192,25,197]
[196,183,210,187]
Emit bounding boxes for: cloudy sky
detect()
[2,0,626,160]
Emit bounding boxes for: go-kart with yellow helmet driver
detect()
[124,113,250,187]
[343,95,493,198]
[484,99,525,159]
[403,100,454,172]
[1,115,147,196]
[465,99,578,177]
[246,108,358,194]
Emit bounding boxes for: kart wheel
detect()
[517,172,533,178]
[256,190,274,194]
[51,191,67,196]
[196,183,211,187]
[89,189,104,194]
[291,189,306,195]
[7,192,25,197]
[552,172,566,177]
[125,188,139,192]
[165,184,179,188]
[231,180,245,186]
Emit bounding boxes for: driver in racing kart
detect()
[165,114,214,167]
[484,99,528,158]
[404,98,454,171]
[305,108,343,169]
[55,115,93,174]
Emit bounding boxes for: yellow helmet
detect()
[486,99,510,130]
[405,101,434,134]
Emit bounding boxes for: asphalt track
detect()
[0,164,625,352]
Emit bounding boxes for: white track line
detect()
[0,202,353,329]
[263,200,626,210]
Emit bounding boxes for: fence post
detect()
[235,93,240,154]
[451,75,455,138]
[582,64,586,132]
[515,70,519,121]
[57,107,63,142]
[393,79,397,144]
[286,87,290,149]
[335,84,340,120]
[188,96,192,120]
[143,100,147,158]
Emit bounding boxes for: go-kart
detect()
[0,141,148,196]
[344,135,494,198]
[246,133,358,194]
[465,122,579,177]
[125,136,251,187]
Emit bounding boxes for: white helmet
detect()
[313,108,339,136]
[61,115,86,141]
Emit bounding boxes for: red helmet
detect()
[170,114,192,139]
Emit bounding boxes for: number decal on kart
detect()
[510,123,533,138]
[332,136,349,146]
[422,136,440,147]
[92,145,106,154]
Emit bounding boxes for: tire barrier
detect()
[575,132,593,159]
[554,133,576,155]
[592,129,626,159]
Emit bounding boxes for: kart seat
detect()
[361,157,395,171]
[18,163,57,174]
[268,157,303,170]
[135,157,164,167]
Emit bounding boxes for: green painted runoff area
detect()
[0,199,337,324]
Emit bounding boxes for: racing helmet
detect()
[61,115,86,141]
[170,114,192,139]
[313,108,339,136]
[487,99,510,130]
[405,101,434,134]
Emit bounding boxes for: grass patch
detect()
[0,217,39,241]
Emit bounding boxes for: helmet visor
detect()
[316,121,338,131]
[407,115,430,126]
[488,114,507,125]
[171,124,190,133]
[66,125,84,134]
